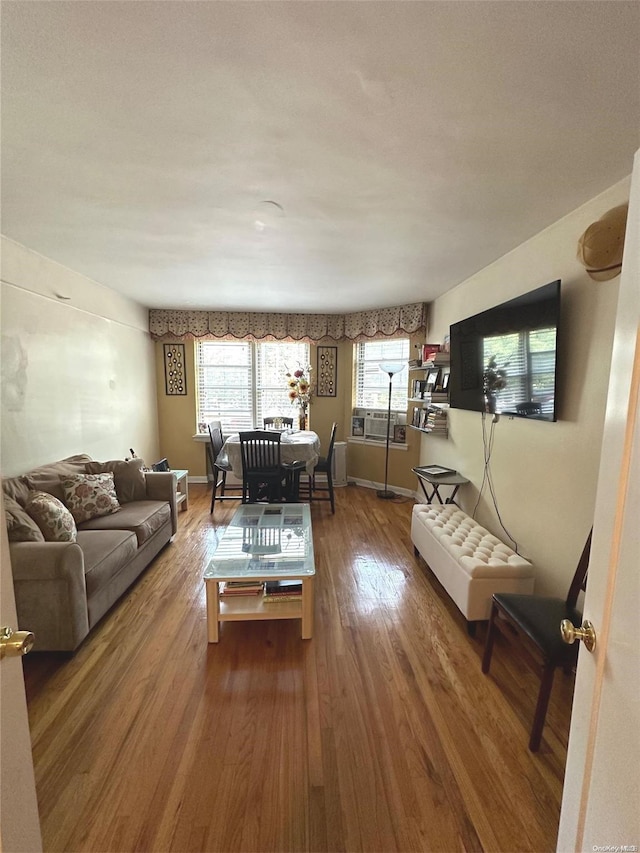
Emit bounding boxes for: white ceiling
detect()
[1,1,638,313]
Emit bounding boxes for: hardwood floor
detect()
[23,486,574,852]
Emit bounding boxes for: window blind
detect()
[255,342,309,424]
[484,328,555,415]
[196,341,310,432]
[355,339,409,410]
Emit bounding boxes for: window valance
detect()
[149,302,426,344]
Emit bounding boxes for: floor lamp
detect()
[377,361,405,500]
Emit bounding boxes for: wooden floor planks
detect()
[23,485,574,852]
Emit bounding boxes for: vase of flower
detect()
[298,402,308,432]
[286,364,313,430]
[483,355,508,415]
[484,392,497,414]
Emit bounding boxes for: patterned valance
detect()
[149,302,426,344]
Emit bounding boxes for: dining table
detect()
[215,429,321,477]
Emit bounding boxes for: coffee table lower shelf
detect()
[205,577,315,642]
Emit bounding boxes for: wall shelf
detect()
[409,424,448,437]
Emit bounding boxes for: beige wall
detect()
[423,177,631,596]
[1,237,159,476]
[155,335,422,489]
[345,332,423,492]
[155,340,350,477]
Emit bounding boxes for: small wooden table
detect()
[412,466,469,505]
[172,469,189,511]
[204,503,315,642]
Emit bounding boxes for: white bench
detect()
[411,504,535,632]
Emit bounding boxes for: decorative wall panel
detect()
[163,343,186,395]
[317,346,337,397]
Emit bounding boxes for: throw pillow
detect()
[24,454,94,503]
[24,491,77,542]
[85,458,146,503]
[61,473,121,524]
[4,494,45,542]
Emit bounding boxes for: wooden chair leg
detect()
[529,663,556,752]
[481,601,499,673]
[210,471,220,514]
[327,469,335,514]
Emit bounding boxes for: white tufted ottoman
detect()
[411,504,535,630]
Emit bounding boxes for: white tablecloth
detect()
[216,430,321,477]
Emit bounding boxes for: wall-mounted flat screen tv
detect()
[449,280,560,422]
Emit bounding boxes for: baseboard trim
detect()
[350,477,416,499]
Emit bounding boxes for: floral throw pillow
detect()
[61,473,121,524]
[24,491,77,542]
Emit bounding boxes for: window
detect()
[483,328,556,416]
[355,339,409,410]
[196,341,310,432]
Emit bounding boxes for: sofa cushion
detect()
[2,476,31,507]
[4,494,45,542]
[23,454,93,503]
[61,473,121,524]
[86,458,146,503]
[77,500,170,546]
[78,529,139,598]
[25,491,78,542]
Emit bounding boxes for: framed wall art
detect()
[317,346,337,397]
[164,343,187,395]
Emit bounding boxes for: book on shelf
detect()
[264,579,303,596]
[263,593,303,603]
[422,344,441,364]
[220,580,264,596]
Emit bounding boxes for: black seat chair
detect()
[239,430,288,504]
[263,416,294,429]
[482,530,592,751]
[207,424,241,513]
[282,459,308,502]
[311,422,337,514]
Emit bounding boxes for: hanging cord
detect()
[471,412,519,553]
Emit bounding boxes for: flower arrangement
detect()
[483,355,509,394]
[286,364,313,408]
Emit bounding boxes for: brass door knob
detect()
[560,619,596,653]
[0,626,35,658]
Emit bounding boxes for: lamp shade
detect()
[379,361,405,376]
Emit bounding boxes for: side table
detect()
[412,466,469,505]
[172,469,189,511]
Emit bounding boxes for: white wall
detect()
[424,178,631,597]
[1,237,159,477]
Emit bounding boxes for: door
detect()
[557,150,640,849]
[0,498,43,852]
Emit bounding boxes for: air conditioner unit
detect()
[332,441,347,486]
[364,413,398,439]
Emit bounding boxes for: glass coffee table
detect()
[204,503,315,642]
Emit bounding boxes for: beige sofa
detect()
[3,454,177,652]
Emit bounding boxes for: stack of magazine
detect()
[219,580,264,597]
[263,579,303,603]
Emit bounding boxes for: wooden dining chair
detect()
[311,422,337,513]
[482,530,592,751]
[239,430,287,503]
[207,424,241,513]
